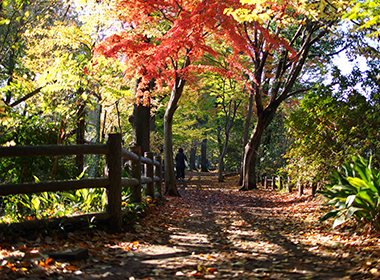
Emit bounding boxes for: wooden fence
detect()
[263,176,283,190]
[0,133,162,232]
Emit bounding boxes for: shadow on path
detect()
[1,171,372,279]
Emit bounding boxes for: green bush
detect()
[319,156,380,230]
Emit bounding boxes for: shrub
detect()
[319,156,380,230]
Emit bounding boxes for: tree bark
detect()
[217,137,225,182]
[238,92,254,185]
[200,138,208,172]
[190,144,197,171]
[163,55,190,196]
[76,93,85,176]
[129,77,155,155]
[218,100,240,182]
[240,105,277,190]
[129,103,150,155]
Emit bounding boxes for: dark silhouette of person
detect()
[175,148,187,183]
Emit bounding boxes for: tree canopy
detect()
[0,0,379,203]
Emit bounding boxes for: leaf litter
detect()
[0,171,379,279]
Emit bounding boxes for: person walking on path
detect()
[175,148,188,183]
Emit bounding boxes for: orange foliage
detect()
[95,0,300,101]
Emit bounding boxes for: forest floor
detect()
[1,171,380,279]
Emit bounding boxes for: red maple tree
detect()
[95,0,311,195]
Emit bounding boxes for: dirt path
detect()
[122,173,349,280]
[1,172,377,279]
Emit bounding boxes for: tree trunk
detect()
[217,125,224,181]
[238,92,254,185]
[218,129,231,182]
[218,100,241,182]
[190,144,197,171]
[241,106,277,190]
[278,176,283,190]
[163,56,190,196]
[76,93,85,176]
[129,103,150,154]
[298,182,304,196]
[237,22,325,191]
[200,138,208,172]
[249,159,257,189]
[88,101,102,178]
[129,77,154,155]
[163,104,178,195]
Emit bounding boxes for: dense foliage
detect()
[319,156,380,231]
[285,68,380,185]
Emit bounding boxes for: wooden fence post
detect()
[130,146,142,203]
[154,155,162,197]
[145,152,154,198]
[287,176,292,193]
[271,176,276,189]
[106,134,122,232]
[264,176,268,189]
[278,176,283,190]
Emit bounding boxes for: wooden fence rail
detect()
[0,133,162,232]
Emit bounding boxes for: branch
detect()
[158,8,174,24]
[285,88,311,98]
[309,42,351,58]
[10,86,44,107]
[290,25,303,47]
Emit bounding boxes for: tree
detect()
[200,64,245,180]
[344,0,380,40]
[21,3,129,175]
[225,0,349,190]
[0,0,77,107]
[285,68,380,185]
[95,0,242,196]
[256,108,289,182]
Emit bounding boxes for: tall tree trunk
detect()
[200,138,208,172]
[241,106,277,190]
[88,101,102,178]
[5,51,15,104]
[238,92,254,185]
[129,103,150,154]
[76,94,85,176]
[190,143,197,171]
[163,56,190,196]
[164,108,178,195]
[218,100,241,182]
[218,134,229,182]
[129,77,155,155]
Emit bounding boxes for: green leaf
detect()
[0,19,11,25]
[346,194,356,207]
[319,210,340,221]
[33,175,40,183]
[31,196,40,212]
[345,206,364,220]
[356,190,376,208]
[332,214,347,228]
[60,192,77,202]
[347,177,372,191]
